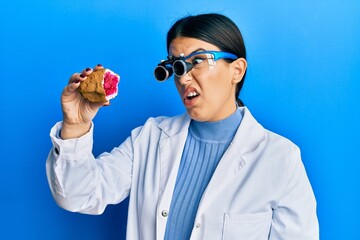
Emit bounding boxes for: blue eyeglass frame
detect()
[181,50,238,62]
[154,50,238,81]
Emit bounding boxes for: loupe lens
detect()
[173,60,188,77]
[154,65,173,81]
[173,60,193,77]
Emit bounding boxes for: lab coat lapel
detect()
[196,107,266,216]
[157,114,190,210]
[155,114,190,240]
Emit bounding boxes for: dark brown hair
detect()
[167,13,247,106]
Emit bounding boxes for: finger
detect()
[87,101,107,112]
[102,101,111,107]
[94,101,110,108]
[82,67,93,76]
[90,101,110,110]
[68,73,86,84]
[94,64,104,71]
[64,80,81,94]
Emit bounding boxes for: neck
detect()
[189,107,242,142]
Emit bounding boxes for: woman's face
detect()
[169,37,244,122]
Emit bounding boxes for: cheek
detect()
[202,71,231,97]
[174,78,182,94]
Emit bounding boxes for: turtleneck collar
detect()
[189,108,242,143]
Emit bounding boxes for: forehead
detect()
[168,37,220,57]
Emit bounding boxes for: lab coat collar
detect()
[155,106,266,233]
[156,112,191,137]
[233,106,266,155]
[156,107,265,155]
[196,106,266,217]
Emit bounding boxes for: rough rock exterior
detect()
[78,68,119,103]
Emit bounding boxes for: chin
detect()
[187,110,209,122]
[187,110,201,121]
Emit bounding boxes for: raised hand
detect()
[60,64,109,139]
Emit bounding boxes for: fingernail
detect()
[79,73,86,78]
[86,67,91,72]
[97,64,102,67]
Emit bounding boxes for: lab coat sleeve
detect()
[46,121,134,215]
[269,146,319,239]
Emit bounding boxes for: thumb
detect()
[63,81,81,96]
[90,100,110,111]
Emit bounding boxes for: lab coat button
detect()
[161,210,168,217]
[239,160,246,168]
[195,222,201,228]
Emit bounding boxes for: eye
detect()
[191,57,205,66]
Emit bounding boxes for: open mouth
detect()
[183,89,200,107]
[186,91,200,100]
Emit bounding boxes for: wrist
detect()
[60,122,91,139]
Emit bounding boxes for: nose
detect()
[177,71,193,86]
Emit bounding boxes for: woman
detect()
[46,13,319,239]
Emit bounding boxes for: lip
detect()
[182,87,200,107]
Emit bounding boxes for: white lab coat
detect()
[46,107,319,239]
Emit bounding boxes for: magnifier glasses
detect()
[154,51,238,81]
[154,55,190,81]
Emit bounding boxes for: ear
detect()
[231,58,247,84]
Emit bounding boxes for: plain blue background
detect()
[1,0,359,239]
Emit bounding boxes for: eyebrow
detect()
[169,47,207,58]
[189,48,206,55]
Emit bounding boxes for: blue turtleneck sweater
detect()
[164,108,243,240]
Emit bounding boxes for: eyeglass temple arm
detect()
[212,52,238,61]
[182,51,238,61]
